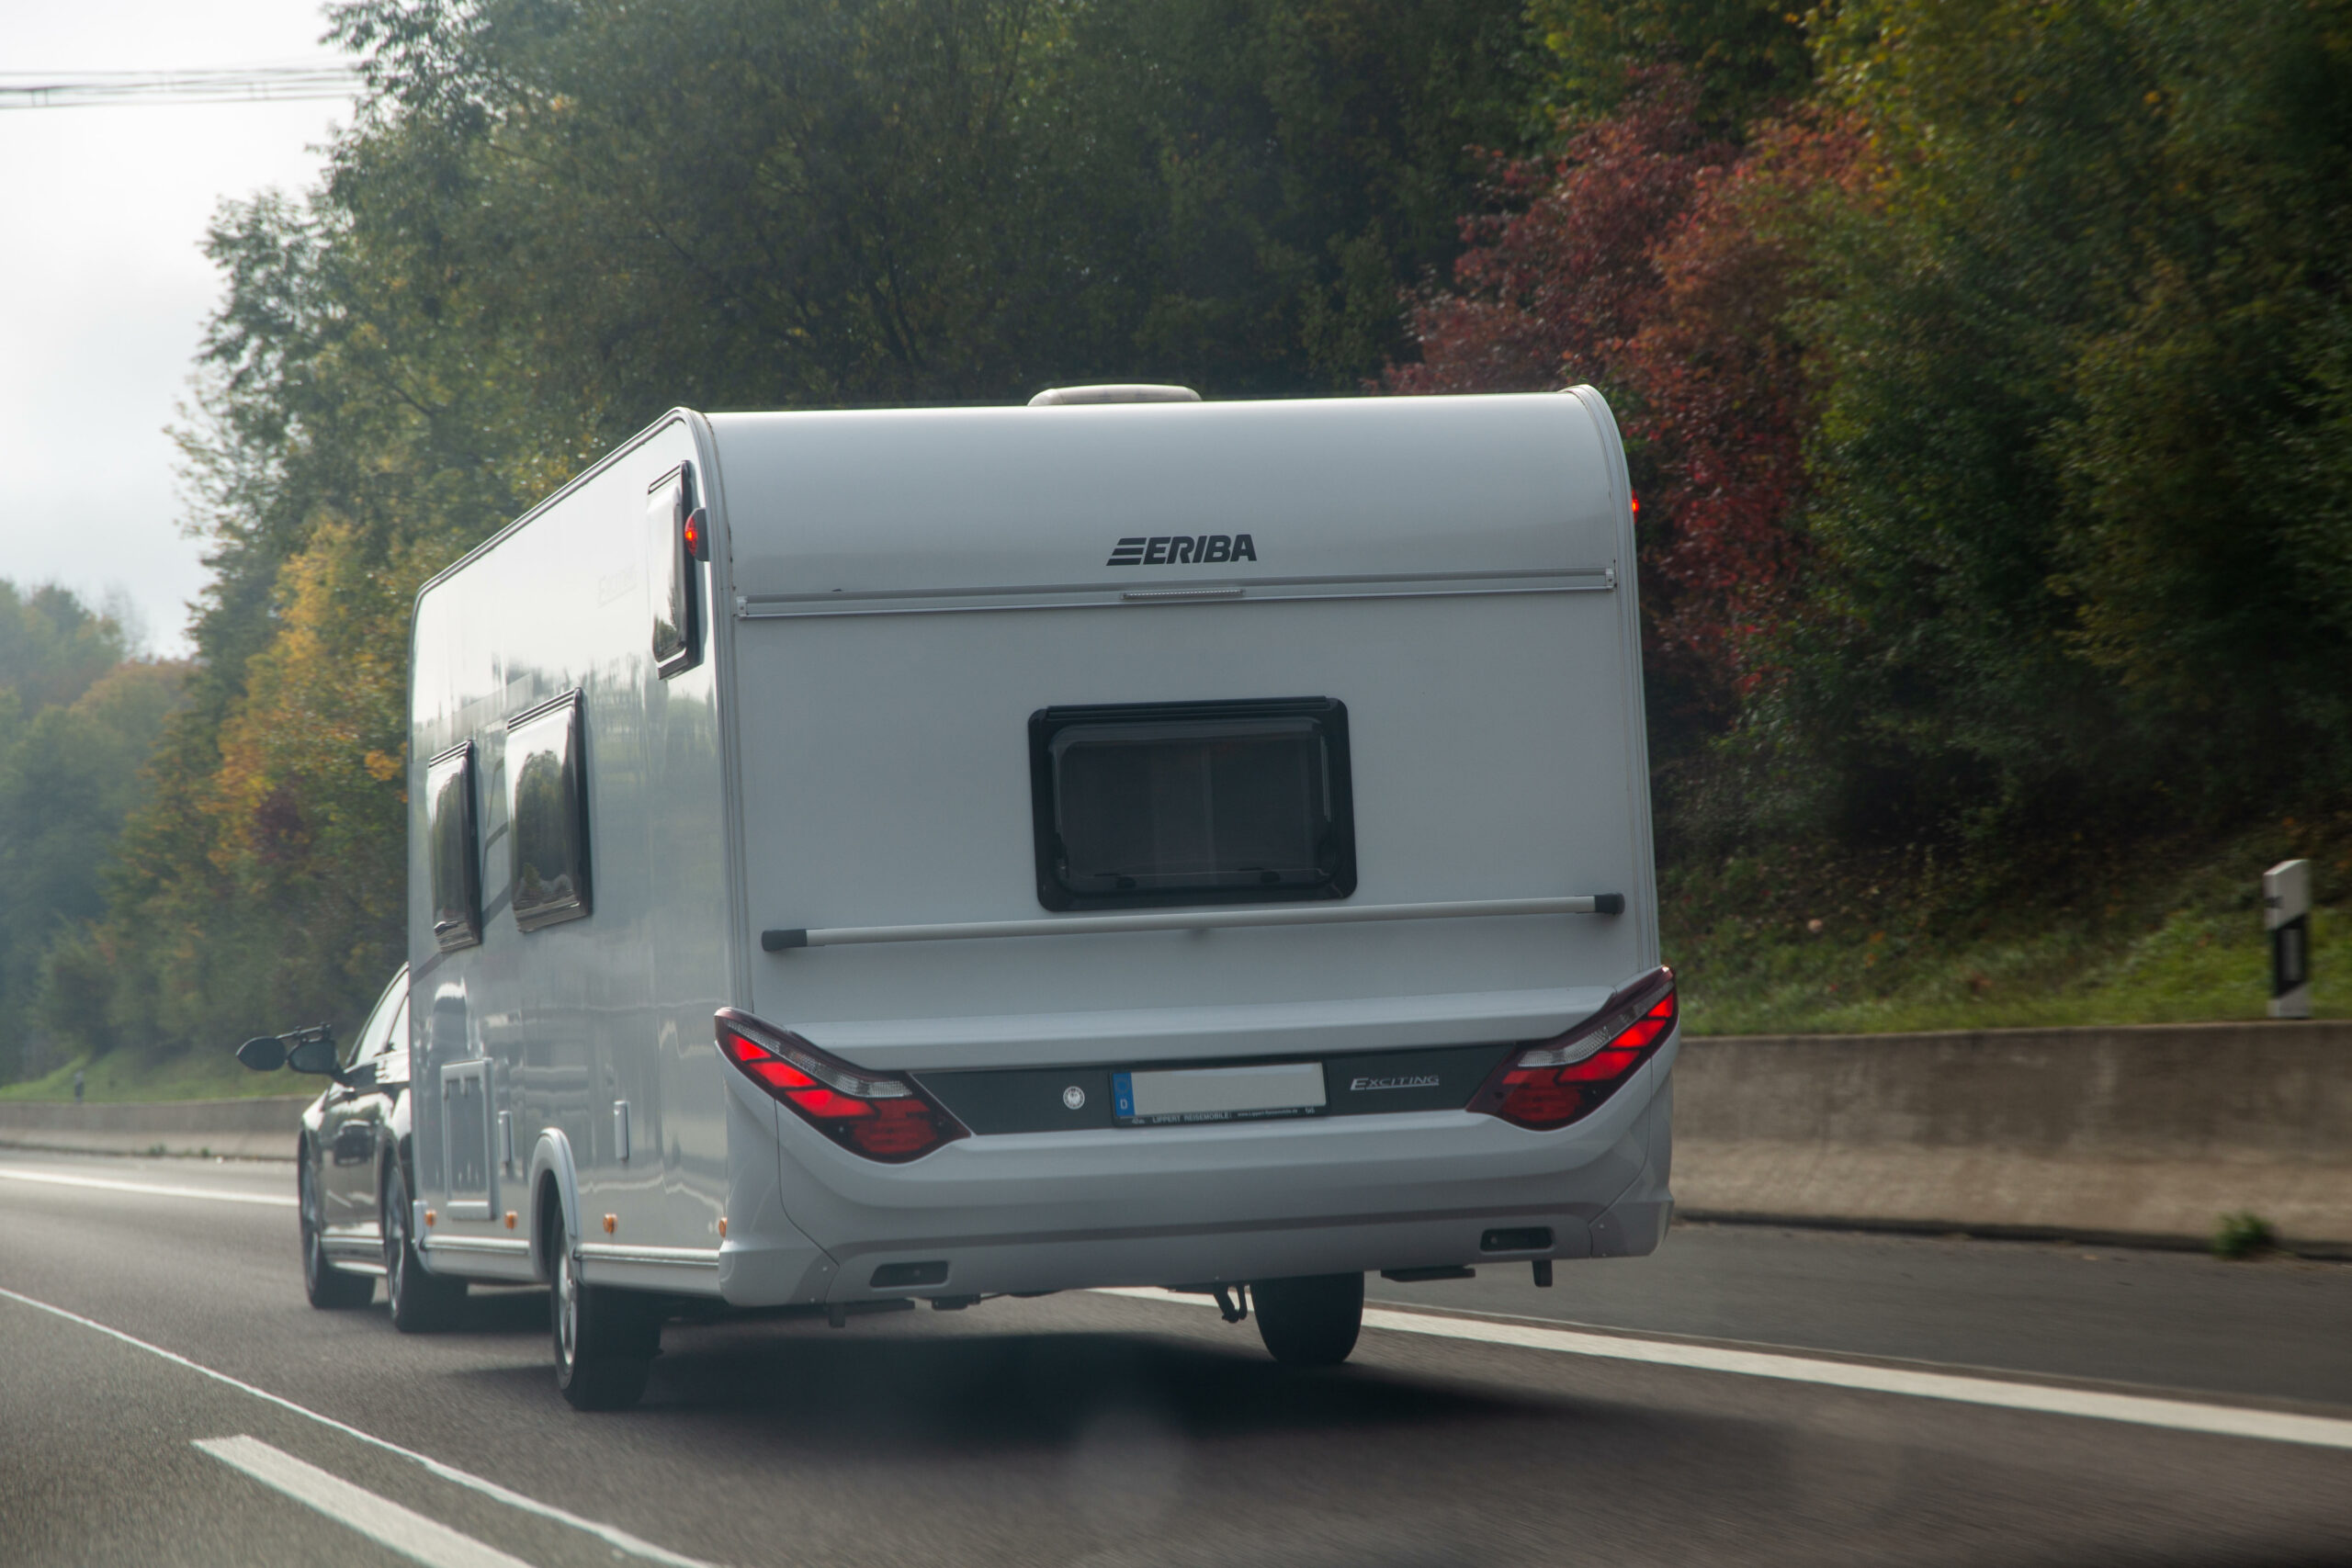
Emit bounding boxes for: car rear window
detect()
[1028,697,1355,911]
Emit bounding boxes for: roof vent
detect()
[1027,384,1200,406]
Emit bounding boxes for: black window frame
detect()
[425,741,482,952]
[507,690,594,932]
[649,462,703,679]
[1027,695,1356,912]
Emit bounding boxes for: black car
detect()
[238,965,467,1330]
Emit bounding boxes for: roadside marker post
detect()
[2264,859,2312,1020]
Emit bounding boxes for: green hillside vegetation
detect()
[0,1042,306,1104]
[1666,821,2347,1036]
[3,0,2346,1093]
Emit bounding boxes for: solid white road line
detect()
[1093,1287,2352,1453]
[0,1286,722,1568]
[197,1436,534,1568]
[0,1167,296,1207]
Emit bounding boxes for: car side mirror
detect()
[285,1033,342,1075]
[237,1035,288,1072]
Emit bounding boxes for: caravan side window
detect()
[425,742,482,952]
[649,463,704,678]
[508,691,593,931]
[1028,697,1357,912]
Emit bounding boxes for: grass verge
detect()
[1665,818,2346,1034]
[0,1043,312,1103]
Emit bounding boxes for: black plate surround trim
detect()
[914,1042,1516,1136]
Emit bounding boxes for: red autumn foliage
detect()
[1391,71,1865,709]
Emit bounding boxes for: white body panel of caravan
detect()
[406,389,1672,1311]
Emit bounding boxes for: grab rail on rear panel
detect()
[761,895,1623,952]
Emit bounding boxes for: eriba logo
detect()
[1107,534,1257,567]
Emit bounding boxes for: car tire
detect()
[548,1207,658,1411]
[299,1154,374,1310]
[383,1163,467,1333]
[1252,1272,1364,1368]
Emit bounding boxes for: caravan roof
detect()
[708,393,1627,606]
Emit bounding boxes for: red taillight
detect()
[716,1010,967,1163]
[1470,967,1676,1132]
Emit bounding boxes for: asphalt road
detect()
[3,1147,2348,1568]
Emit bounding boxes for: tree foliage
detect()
[1403,0,2352,852]
[1782,0,2352,840]
[35,0,2352,1070]
[0,586,184,1079]
[60,0,1536,1063]
[1392,71,1862,728]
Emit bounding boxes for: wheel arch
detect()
[526,1127,582,1285]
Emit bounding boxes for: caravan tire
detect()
[384,1164,467,1333]
[299,1156,374,1310]
[1252,1272,1364,1368]
[549,1211,657,1411]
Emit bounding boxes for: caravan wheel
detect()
[549,1210,658,1410]
[1252,1272,1364,1368]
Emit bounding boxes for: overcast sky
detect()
[1,0,356,658]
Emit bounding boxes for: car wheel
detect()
[1252,1272,1364,1368]
[299,1154,373,1310]
[548,1206,657,1411]
[383,1163,466,1333]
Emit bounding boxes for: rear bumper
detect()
[719,1036,1677,1307]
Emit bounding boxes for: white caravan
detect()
[403,387,1675,1407]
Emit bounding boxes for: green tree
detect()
[1528,0,1811,137]
[2052,2,2352,784]
[1770,0,2352,842]
[85,0,1542,1055]
[0,586,184,1080]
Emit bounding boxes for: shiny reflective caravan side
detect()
[407,415,746,1297]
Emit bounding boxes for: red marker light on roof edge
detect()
[682,506,708,561]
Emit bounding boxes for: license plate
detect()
[1112,1062,1327,1125]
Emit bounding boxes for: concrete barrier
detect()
[0,1096,311,1161]
[1672,1020,2352,1253]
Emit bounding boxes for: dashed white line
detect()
[1093,1287,2352,1452]
[0,1167,296,1206]
[197,1436,534,1568]
[0,1286,722,1568]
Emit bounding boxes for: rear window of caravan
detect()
[1028,697,1355,911]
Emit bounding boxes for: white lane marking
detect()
[197,1437,534,1568]
[0,1286,723,1568]
[1093,1287,2352,1452]
[0,1167,296,1207]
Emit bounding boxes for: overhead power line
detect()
[0,64,364,110]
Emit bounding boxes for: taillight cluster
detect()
[1469,966,1676,1132]
[715,1010,967,1163]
